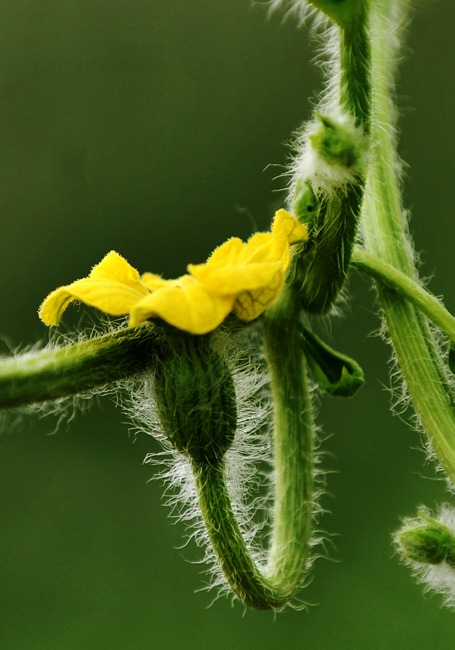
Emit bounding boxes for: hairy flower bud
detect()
[290,110,367,314]
[153,335,237,465]
[397,513,455,569]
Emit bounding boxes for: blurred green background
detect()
[1,1,455,648]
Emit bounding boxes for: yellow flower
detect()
[188,208,307,320]
[39,209,307,335]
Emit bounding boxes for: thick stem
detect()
[262,285,314,586]
[360,0,455,483]
[0,323,163,408]
[194,461,290,610]
[340,2,371,129]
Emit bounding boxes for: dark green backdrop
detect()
[1,1,454,648]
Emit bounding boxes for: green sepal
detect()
[300,325,364,397]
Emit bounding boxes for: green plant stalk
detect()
[192,4,375,608]
[359,0,455,482]
[351,247,455,345]
[292,2,370,315]
[340,1,371,128]
[193,284,314,610]
[262,285,314,587]
[0,323,163,408]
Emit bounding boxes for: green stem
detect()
[193,285,314,610]
[194,461,290,610]
[293,6,370,314]
[340,2,371,129]
[263,286,314,585]
[360,0,455,483]
[0,323,163,408]
[351,247,455,344]
[194,3,374,608]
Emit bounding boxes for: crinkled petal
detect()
[141,272,194,292]
[39,251,148,326]
[242,231,289,267]
[272,209,308,244]
[140,272,170,292]
[234,268,284,320]
[188,260,284,294]
[129,282,234,334]
[206,237,246,266]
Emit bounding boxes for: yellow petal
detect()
[234,269,284,320]
[140,272,169,292]
[39,277,148,326]
[239,233,276,264]
[129,282,234,334]
[272,209,308,244]
[188,260,284,294]
[206,237,246,266]
[90,251,148,296]
[38,286,80,326]
[38,251,148,326]
[243,231,290,267]
[141,272,195,292]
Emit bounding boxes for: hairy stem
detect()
[360,0,455,482]
[351,247,455,344]
[340,2,371,128]
[0,323,163,408]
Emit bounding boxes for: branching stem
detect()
[351,247,455,345]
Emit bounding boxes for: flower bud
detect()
[290,110,367,314]
[153,335,237,465]
[309,112,366,171]
[397,513,455,568]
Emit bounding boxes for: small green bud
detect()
[397,513,455,568]
[291,184,362,314]
[153,335,237,465]
[309,113,365,170]
[291,180,321,226]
